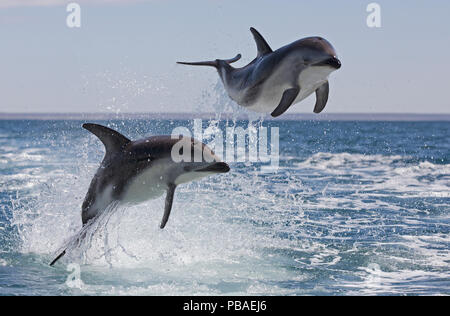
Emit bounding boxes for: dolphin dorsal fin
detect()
[83,123,131,156]
[250,27,273,57]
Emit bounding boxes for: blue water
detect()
[0,119,449,295]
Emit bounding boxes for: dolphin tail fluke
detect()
[177,54,241,69]
[49,220,93,266]
[49,249,67,266]
[177,60,217,67]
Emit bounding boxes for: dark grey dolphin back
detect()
[83,123,131,157]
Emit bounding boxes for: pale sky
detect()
[0,0,449,113]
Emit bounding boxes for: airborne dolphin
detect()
[50,123,229,266]
[178,27,341,117]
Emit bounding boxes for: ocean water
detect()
[0,118,449,295]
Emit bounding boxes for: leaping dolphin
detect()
[178,27,341,117]
[50,123,230,266]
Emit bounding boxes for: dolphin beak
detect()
[332,57,342,69]
[194,162,230,173]
[316,57,341,69]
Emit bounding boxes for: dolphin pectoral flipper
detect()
[250,27,273,57]
[271,87,300,117]
[160,184,176,229]
[313,81,329,114]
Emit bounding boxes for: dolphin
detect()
[50,123,230,266]
[177,27,341,117]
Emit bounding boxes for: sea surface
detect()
[0,118,449,295]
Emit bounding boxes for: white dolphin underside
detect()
[245,65,334,113]
[122,159,217,205]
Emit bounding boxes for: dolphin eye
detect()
[136,156,152,162]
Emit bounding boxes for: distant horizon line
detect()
[1,112,450,121]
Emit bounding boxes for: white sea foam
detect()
[296,152,450,206]
[339,264,450,295]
